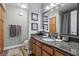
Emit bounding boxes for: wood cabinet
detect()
[32,38,42,56]
[0,21,2,53]
[0,4,4,55]
[0,5,1,20]
[54,49,65,56]
[54,50,64,56]
[54,48,69,56]
[35,40,41,56]
[42,44,53,56]
[32,43,36,55]
[42,50,50,56]
[32,38,36,43]
[0,21,4,54]
[32,38,36,55]
[31,37,72,56]
[36,45,41,56]
[1,8,4,21]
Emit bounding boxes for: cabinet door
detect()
[54,49,67,56]
[54,50,65,56]
[0,5,1,20]
[0,21,2,53]
[42,44,53,55]
[0,21,3,54]
[1,22,4,53]
[1,8,4,21]
[71,10,77,35]
[42,50,50,56]
[32,38,36,43]
[36,40,41,47]
[32,43,36,55]
[36,45,41,56]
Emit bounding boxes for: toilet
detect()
[24,40,29,50]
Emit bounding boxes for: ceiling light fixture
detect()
[45,6,50,10]
[20,4,26,8]
[50,3,54,7]
[55,6,59,9]
[50,9,54,12]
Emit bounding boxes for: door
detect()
[49,17,56,32]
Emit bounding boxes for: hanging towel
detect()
[10,25,16,37]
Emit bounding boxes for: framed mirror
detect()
[43,16,48,22]
[32,13,38,21]
[43,24,48,30]
[31,23,38,30]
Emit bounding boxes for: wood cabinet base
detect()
[31,37,72,56]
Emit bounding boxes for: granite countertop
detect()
[31,34,79,56]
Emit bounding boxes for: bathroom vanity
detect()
[31,35,79,56]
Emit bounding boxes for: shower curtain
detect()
[62,12,71,35]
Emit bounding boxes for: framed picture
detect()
[32,13,38,21]
[43,16,48,22]
[31,23,38,30]
[43,24,48,30]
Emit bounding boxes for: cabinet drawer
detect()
[54,50,64,56]
[0,5,1,20]
[54,49,69,56]
[42,44,53,55]
[42,50,50,56]
[36,40,41,47]
[32,38,36,43]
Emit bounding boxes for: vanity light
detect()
[18,3,27,9]
[50,3,55,7]
[60,3,65,6]
[55,6,59,9]
[50,9,54,12]
[45,3,60,10]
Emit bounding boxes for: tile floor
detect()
[4,46,28,56]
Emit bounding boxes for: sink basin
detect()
[42,38,55,41]
[55,39,62,41]
[42,37,62,42]
[43,36,48,38]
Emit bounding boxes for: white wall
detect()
[28,3,42,38]
[4,5,29,47]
